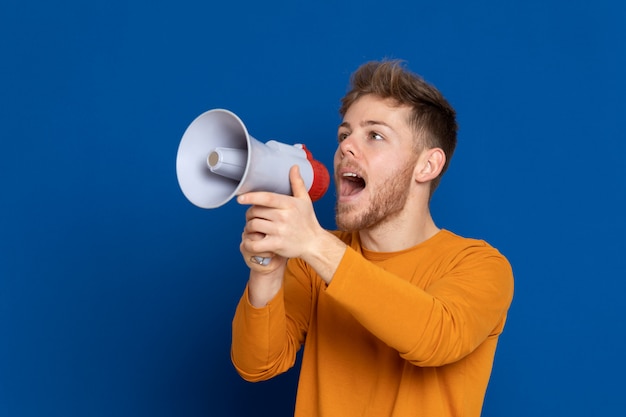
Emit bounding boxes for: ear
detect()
[414,148,446,184]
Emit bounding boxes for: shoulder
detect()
[429,230,513,278]
[437,229,506,256]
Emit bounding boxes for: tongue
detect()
[342,177,365,196]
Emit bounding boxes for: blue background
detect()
[1,0,624,416]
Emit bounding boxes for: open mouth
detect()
[340,172,366,197]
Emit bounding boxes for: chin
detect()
[335,219,357,233]
[335,206,361,232]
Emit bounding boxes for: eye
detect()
[369,131,384,141]
[338,131,350,142]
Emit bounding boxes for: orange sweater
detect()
[232,229,514,416]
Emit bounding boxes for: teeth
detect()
[343,172,359,178]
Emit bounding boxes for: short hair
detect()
[339,60,458,194]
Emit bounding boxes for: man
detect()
[231,60,514,417]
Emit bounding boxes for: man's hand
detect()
[237,165,323,307]
[238,165,324,262]
[238,164,346,303]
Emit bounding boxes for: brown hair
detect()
[339,60,458,194]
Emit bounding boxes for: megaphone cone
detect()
[176,109,330,209]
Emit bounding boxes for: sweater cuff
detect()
[326,246,358,297]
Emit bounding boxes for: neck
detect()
[358,203,439,252]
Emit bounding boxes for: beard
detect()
[335,158,416,232]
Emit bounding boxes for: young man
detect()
[231,60,514,417]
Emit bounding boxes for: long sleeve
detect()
[231,258,316,382]
[325,232,514,367]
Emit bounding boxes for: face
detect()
[334,95,419,232]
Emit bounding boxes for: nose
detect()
[338,135,357,159]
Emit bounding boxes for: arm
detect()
[230,208,292,381]
[325,243,514,366]
[232,166,345,380]
[231,258,318,381]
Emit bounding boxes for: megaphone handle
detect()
[251,256,271,266]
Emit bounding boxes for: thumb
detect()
[290,165,310,200]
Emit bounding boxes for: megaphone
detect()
[176,109,330,209]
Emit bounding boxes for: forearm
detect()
[326,248,513,366]
[231,286,297,382]
[247,264,285,307]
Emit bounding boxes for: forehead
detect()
[342,95,412,128]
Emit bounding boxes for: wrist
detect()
[247,265,285,308]
[302,230,347,285]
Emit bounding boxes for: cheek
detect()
[333,148,342,166]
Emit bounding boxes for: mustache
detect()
[335,162,364,177]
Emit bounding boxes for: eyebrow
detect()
[339,120,393,130]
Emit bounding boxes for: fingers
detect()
[240,232,280,271]
[237,164,316,264]
[289,165,311,200]
[241,222,271,253]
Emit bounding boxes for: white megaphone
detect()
[176,109,330,209]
